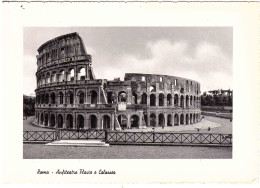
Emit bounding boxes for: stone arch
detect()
[50,114,55,127]
[102,115,110,129]
[77,90,85,104]
[159,113,164,126]
[150,94,156,106]
[45,93,49,104]
[131,115,139,128]
[174,114,179,126]
[174,94,179,107]
[51,71,56,83]
[78,67,86,80]
[186,95,189,108]
[159,93,164,106]
[50,92,56,104]
[68,68,75,81]
[180,114,184,125]
[58,92,64,104]
[141,93,147,104]
[77,114,85,129]
[40,113,44,125]
[132,92,138,104]
[57,114,63,128]
[190,114,193,124]
[66,114,73,129]
[118,91,127,103]
[46,72,51,84]
[58,69,65,82]
[167,94,172,106]
[90,90,97,104]
[118,114,127,128]
[150,113,156,127]
[89,115,97,129]
[167,114,172,126]
[180,95,184,107]
[67,91,74,104]
[149,85,156,92]
[44,113,48,126]
[186,114,189,125]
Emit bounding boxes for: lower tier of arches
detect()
[35,110,202,130]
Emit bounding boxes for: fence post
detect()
[153,132,155,143]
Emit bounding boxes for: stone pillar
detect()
[86,65,90,80]
[171,96,174,106]
[63,114,66,128]
[147,110,150,127]
[48,113,50,127]
[111,113,115,131]
[97,87,101,104]
[171,113,174,126]
[147,94,150,106]
[127,114,131,129]
[55,113,58,128]
[156,93,159,107]
[73,113,76,129]
[164,113,167,127]
[84,114,88,129]
[155,113,158,127]
[85,88,88,104]
[164,95,167,107]
[138,111,143,128]
[97,113,101,129]
[127,88,131,105]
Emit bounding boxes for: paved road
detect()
[23,144,232,159]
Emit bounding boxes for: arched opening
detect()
[46,73,50,84]
[174,94,178,107]
[141,93,147,104]
[150,94,156,106]
[131,115,139,128]
[186,114,189,125]
[78,67,86,80]
[194,96,196,107]
[159,93,164,106]
[190,96,193,106]
[118,91,127,103]
[90,90,98,104]
[190,114,193,124]
[132,92,138,104]
[59,92,64,104]
[174,114,179,126]
[41,94,45,104]
[57,114,63,128]
[150,113,156,127]
[186,95,189,108]
[45,93,49,104]
[44,113,48,126]
[77,114,84,129]
[167,114,172,126]
[51,71,56,83]
[144,114,148,126]
[149,85,156,92]
[90,115,97,129]
[68,92,74,104]
[66,114,73,129]
[180,114,184,125]
[51,93,55,104]
[50,114,55,127]
[180,88,184,93]
[118,114,127,128]
[180,95,184,107]
[159,113,165,126]
[107,92,113,104]
[103,115,110,129]
[167,94,172,106]
[78,91,84,104]
[40,113,44,125]
[69,68,75,81]
[58,70,65,82]
[193,113,196,123]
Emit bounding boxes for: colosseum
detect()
[34,32,201,130]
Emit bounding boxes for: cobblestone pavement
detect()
[23,144,232,159]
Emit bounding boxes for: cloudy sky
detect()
[24,27,232,95]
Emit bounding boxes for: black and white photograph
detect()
[23,27,233,159]
[1,2,259,184]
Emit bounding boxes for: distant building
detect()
[34,32,201,130]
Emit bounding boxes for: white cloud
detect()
[95,39,232,92]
